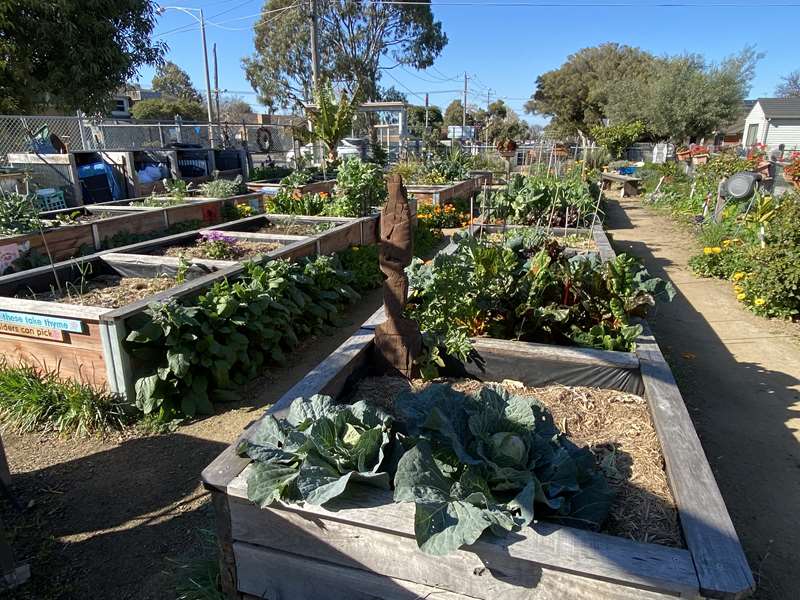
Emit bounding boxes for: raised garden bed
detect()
[0,214,380,397]
[245,178,336,198]
[406,173,490,206]
[202,302,754,599]
[0,193,263,272]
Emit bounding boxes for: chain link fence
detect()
[0,114,297,165]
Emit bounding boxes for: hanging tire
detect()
[255,127,272,153]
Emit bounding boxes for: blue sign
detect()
[0,310,83,333]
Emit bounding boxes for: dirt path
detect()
[604,195,800,600]
[0,287,384,600]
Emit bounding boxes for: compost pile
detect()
[238,377,680,555]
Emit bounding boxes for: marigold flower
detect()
[734,284,743,293]
[737,292,747,301]
[703,247,714,255]
[754,298,766,306]
[711,247,722,254]
[732,272,745,281]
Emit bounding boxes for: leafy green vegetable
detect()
[239,395,394,507]
[494,173,597,228]
[393,384,614,556]
[406,232,674,374]
[127,256,361,420]
[0,191,41,236]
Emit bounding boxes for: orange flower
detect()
[319,192,329,199]
[292,189,302,200]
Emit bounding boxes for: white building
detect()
[742,98,800,151]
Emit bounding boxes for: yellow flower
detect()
[737,292,747,301]
[732,272,745,281]
[711,247,722,254]
[734,284,743,293]
[754,298,766,306]
[722,240,732,248]
[703,247,714,255]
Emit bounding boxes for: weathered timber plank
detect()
[234,541,474,600]
[230,497,689,600]
[199,230,306,243]
[592,223,617,262]
[212,492,240,600]
[103,252,237,272]
[227,482,698,598]
[0,297,107,320]
[636,324,754,599]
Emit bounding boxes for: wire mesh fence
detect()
[0,114,297,164]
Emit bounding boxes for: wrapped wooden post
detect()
[374,174,422,378]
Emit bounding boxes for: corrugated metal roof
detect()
[757,97,800,119]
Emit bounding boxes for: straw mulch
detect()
[350,376,683,548]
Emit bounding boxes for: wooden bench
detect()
[601,172,642,198]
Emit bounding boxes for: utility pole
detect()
[425,93,429,129]
[462,72,468,131]
[485,89,492,147]
[213,43,221,132]
[309,0,320,93]
[198,9,214,147]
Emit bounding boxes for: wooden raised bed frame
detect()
[0,193,264,267]
[202,224,754,600]
[407,173,490,206]
[0,215,379,397]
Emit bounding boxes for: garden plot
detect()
[0,192,264,273]
[0,213,380,406]
[203,307,753,600]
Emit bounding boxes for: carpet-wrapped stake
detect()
[374,174,422,377]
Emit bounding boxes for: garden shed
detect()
[742,97,800,151]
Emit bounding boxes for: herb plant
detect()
[199,175,246,198]
[329,157,386,217]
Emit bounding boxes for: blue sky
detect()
[138,1,800,125]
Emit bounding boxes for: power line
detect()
[156,3,297,38]
[366,0,800,5]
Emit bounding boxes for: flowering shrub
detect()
[736,246,800,318]
[784,152,800,187]
[417,202,469,229]
[197,230,241,260]
[688,240,748,280]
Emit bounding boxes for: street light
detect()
[156,5,215,147]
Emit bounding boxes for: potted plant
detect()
[747,143,771,175]
[784,152,800,190]
[690,145,710,165]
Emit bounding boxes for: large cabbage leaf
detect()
[393,385,614,556]
[239,395,394,507]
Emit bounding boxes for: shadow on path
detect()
[604,196,800,600]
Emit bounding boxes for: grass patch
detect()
[173,529,225,600]
[0,362,132,435]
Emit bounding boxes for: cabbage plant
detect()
[239,395,395,507]
[393,384,614,556]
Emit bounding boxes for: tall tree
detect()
[0,0,164,114]
[407,104,442,137]
[524,43,656,137]
[151,61,202,103]
[218,96,254,122]
[776,70,800,98]
[130,98,205,121]
[380,86,408,103]
[243,0,447,110]
[443,99,474,126]
[605,48,759,141]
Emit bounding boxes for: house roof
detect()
[756,97,800,119]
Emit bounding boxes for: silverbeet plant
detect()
[393,384,613,556]
[239,395,395,506]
